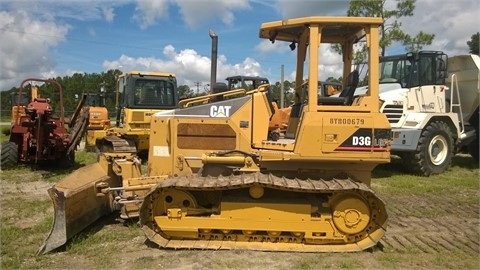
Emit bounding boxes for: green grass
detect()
[62,219,143,268]
[373,155,479,196]
[1,192,52,261]
[1,124,9,142]
[297,260,315,270]
[0,165,46,184]
[0,147,478,269]
[1,198,51,222]
[75,150,98,165]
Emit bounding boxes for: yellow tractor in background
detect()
[226,75,270,90]
[39,16,391,254]
[93,71,178,156]
[83,92,110,151]
[10,85,40,125]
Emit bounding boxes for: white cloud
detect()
[318,45,343,80]
[0,10,70,89]
[132,0,170,29]
[3,0,127,22]
[275,0,349,18]
[102,45,264,88]
[131,0,250,29]
[255,39,290,54]
[102,6,115,23]
[283,45,343,83]
[174,0,250,28]
[398,0,479,56]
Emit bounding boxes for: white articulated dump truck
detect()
[368,51,479,176]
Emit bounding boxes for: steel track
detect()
[140,172,388,252]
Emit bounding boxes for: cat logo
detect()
[210,105,232,117]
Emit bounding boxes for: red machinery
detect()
[1,78,89,168]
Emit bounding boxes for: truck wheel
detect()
[1,141,18,169]
[406,121,454,176]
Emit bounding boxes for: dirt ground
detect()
[1,162,479,269]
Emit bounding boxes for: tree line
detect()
[0,70,302,119]
[1,70,122,119]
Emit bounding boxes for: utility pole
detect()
[280,64,284,108]
[193,81,202,95]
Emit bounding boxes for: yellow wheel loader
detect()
[39,16,391,254]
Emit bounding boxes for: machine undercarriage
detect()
[141,172,387,252]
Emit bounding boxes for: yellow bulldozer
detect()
[39,16,391,254]
[93,71,178,156]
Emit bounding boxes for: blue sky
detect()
[1,0,478,91]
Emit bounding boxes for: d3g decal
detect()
[352,136,371,146]
[336,128,390,151]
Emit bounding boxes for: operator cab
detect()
[226,75,269,91]
[84,93,106,107]
[379,51,448,89]
[117,72,178,110]
[11,91,30,106]
[115,71,178,127]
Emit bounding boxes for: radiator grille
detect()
[382,104,403,124]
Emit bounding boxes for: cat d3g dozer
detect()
[39,16,390,254]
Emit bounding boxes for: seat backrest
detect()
[212,82,228,94]
[211,82,229,102]
[285,103,303,139]
[339,70,359,104]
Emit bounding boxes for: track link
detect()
[140,173,388,252]
[97,135,137,153]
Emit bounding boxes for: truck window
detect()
[419,56,435,86]
[11,92,30,106]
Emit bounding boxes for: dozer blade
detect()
[38,162,114,255]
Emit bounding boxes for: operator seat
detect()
[211,82,228,102]
[318,70,359,105]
